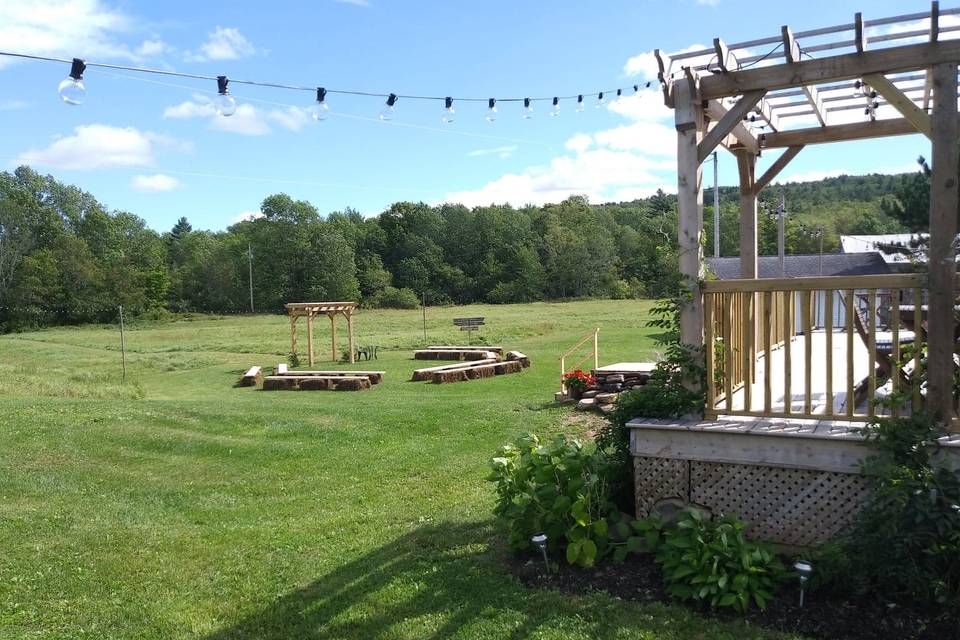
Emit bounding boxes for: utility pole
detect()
[247,243,254,313]
[713,151,720,258]
[421,291,427,343]
[118,305,126,382]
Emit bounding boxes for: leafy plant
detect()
[287,350,300,368]
[652,510,788,612]
[562,369,595,393]
[488,433,614,567]
[815,414,960,606]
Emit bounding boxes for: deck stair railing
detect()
[702,273,944,421]
[559,328,599,395]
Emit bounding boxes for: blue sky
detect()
[0,0,946,232]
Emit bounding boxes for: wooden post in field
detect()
[306,310,314,367]
[675,70,705,372]
[118,305,126,382]
[927,61,959,428]
[329,312,337,363]
[346,309,355,364]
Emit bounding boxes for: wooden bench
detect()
[411,358,500,381]
[238,366,263,387]
[505,351,531,368]
[431,360,522,384]
[414,349,497,361]
[278,370,385,384]
[427,345,503,354]
[262,375,372,391]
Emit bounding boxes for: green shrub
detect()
[815,414,960,606]
[365,286,419,309]
[643,510,788,612]
[488,433,614,567]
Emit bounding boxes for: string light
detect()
[215,76,236,117]
[522,97,533,119]
[615,88,623,103]
[58,58,86,105]
[485,98,497,122]
[0,49,652,123]
[309,87,329,121]
[441,96,455,123]
[379,93,398,121]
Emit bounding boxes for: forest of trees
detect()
[0,165,928,331]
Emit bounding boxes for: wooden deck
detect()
[724,330,872,416]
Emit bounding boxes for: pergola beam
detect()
[703,100,761,156]
[700,40,960,100]
[761,117,921,148]
[753,146,805,194]
[783,26,828,126]
[862,73,932,138]
[699,90,766,163]
[923,1,940,111]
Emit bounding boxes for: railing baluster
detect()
[891,288,900,418]
[802,290,813,415]
[763,290,772,413]
[914,287,922,411]
[704,293,716,417]
[724,292,733,412]
[743,292,752,412]
[846,289,855,418]
[784,290,792,415]
[868,290,877,416]
[825,289,834,416]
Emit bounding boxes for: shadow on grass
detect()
[203,520,547,640]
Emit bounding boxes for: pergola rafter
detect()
[659,1,960,426]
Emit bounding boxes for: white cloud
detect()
[163,96,310,136]
[776,164,921,185]
[136,38,170,57]
[0,99,29,111]
[15,124,185,170]
[0,0,134,68]
[130,173,182,192]
[186,26,256,62]
[565,134,593,154]
[467,145,517,158]
[231,210,264,224]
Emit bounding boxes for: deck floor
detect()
[723,330,875,415]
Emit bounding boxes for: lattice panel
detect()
[633,456,688,518]
[689,461,870,547]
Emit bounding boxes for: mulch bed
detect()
[509,553,960,640]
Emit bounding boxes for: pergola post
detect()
[675,72,706,364]
[306,310,315,367]
[290,314,298,361]
[329,312,337,362]
[346,309,355,364]
[736,149,758,279]
[927,61,959,427]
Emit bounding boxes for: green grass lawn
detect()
[0,300,799,639]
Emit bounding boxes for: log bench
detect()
[411,358,500,381]
[279,370,384,384]
[262,375,372,391]
[505,351,531,368]
[238,366,263,387]
[431,360,523,384]
[414,349,498,361]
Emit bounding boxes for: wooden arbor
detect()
[657,3,960,426]
[286,302,357,365]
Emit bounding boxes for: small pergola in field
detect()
[286,302,357,366]
[656,2,960,429]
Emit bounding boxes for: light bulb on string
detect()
[633,84,640,94]
[595,91,605,108]
[379,93,397,121]
[615,88,623,103]
[576,94,584,113]
[309,87,329,121]
[215,75,236,117]
[522,97,534,119]
[550,97,560,117]
[58,58,86,105]
[441,96,455,123]
[485,98,497,122]
[853,79,864,98]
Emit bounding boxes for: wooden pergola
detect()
[657,2,959,426]
[286,302,357,366]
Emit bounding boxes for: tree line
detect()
[0,165,923,331]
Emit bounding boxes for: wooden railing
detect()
[559,328,599,394]
[703,273,936,421]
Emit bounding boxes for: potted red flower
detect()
[562,369,596,400]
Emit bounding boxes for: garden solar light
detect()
[58,58,86,105]
[531,533,548,570]
[794,560,813,607]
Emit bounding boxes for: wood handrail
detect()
[704,273,931,293]
[559,328,600,360]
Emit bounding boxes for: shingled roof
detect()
[706,252,891,280]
